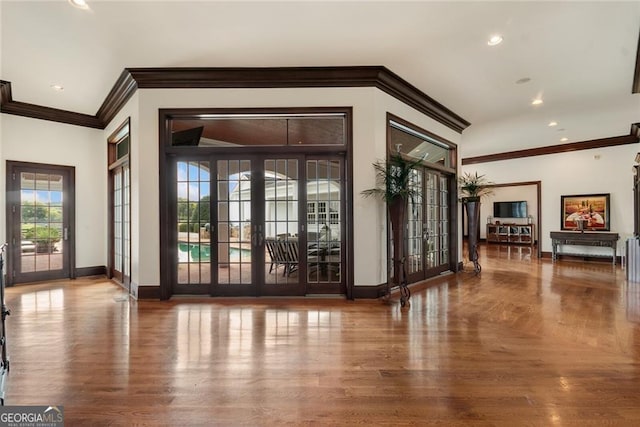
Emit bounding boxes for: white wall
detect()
[1,115,106,269]
[462,143,638,255]
[127,86,461,289]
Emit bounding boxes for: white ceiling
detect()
[1,1,639,150]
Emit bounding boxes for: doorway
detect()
[406,167,452,282]
[6,161,75,285]
[170,155,345,297]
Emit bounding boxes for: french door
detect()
[171,155,345,297]
[6,162,75,285]
[406,167,452,282]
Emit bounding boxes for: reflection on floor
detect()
[5,244,640,425]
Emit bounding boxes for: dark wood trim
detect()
[5,161,76,285]
[1,67,470,133]
[633,29,640,94]
[352,284,388,299]
[136,285,162,300]
[0,81,102,128]
[96,70,138,128]
[462,134,639,165]
[75,266,107,277]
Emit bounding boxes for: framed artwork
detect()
[561,193,610,231]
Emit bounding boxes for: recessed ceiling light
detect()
[548,121,558,127]
[68,0,89,10]
[560,137,568,142]
[487,35,503,46]
[515,77,531,85]
[50,84,64,92]
[531,98,543,106]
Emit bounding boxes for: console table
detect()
[550,231,619,265]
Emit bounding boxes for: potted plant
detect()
[362,153,424,306]
[458,172,493,273]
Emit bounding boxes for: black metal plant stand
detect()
[0,243,10,405]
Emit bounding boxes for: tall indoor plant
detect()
[362,153,423,306]
[458,172,493,273]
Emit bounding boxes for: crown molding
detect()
[0,80,102,129]
[462,132,639,166]
[0,67,470,133]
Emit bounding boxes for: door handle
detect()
[63,227,69,241]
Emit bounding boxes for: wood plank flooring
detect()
[3,243,640,426]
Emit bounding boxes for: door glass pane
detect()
[407,169,423,275]
[425,172,438,269]
[123,165,131,278]
[439,175,449,264]
[20,172,64,273]
[306,160,342,284]
[113,169,123,276]
[264,159,299,285]
[216,160,251,285]
[176,161,211,285]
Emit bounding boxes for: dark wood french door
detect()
[6,161,75,285]
[406,167,452,283]
[170,155,345,297]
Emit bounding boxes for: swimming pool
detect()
[177,243,251,262]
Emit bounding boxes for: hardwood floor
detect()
[3,243,640,426]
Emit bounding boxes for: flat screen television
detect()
[493,201,527,218]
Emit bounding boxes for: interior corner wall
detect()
[462,143,638,254]
[373,91,464,268]
[137,87,382,289]
[130,86,463,291]
[0,114,107,269]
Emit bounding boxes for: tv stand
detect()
[486,223,534,246]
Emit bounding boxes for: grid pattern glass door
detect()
[113,169,123,279]
[123,165,131,280]
[176,161,211,285]
[425,172,439,269]
[19,172,65,274]
[264,159,299,285]
[216,160,252,285]
[407,169,424,275]
[439,175,449,265]
[306,159,342,284]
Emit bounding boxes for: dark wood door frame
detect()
[5,161,76,285]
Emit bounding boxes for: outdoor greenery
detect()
[177,195,210,233]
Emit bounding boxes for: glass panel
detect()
[176,161,211,285]
[425,172,439,269]
[407,169,423,275]
[20,172,64,274]
[113,170,123,275]
[265,158,299,285]
[306,159,342,284]
[217,159,251,285]
[389,121,451,168]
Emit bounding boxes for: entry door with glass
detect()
[173,156,344,297]
[6,162,75,284]
[406,167,451,282]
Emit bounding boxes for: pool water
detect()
[178,243,251,262]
